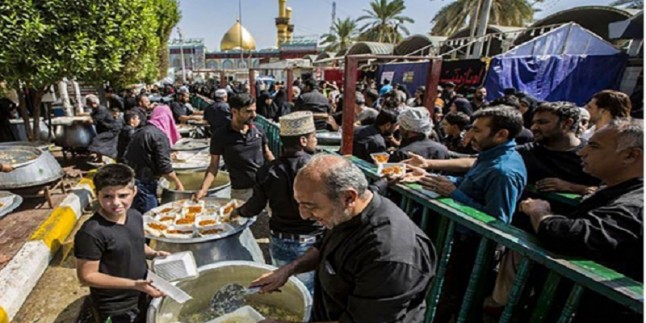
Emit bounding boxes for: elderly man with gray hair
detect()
[388,107,450,162]
[251,154,436,322]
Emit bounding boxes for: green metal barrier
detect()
[255,116,283,158]
[256,115,644,322]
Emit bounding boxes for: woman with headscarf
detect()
[257,90,289,123]
[124,105,184,213]
[449,97,474,117]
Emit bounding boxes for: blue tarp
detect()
[484,23,628,106]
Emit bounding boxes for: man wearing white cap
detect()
[232,111,322,293]
[203,88,230,131]
[389,107,450,162]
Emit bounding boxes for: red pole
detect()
[249,68,256,97]
[286,68,294,102]
[341,55,358,156]
[220,71,226,89]
[423,58,443,117]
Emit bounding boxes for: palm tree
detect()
[357,0,415,43]
[320,18,359,52]
[430,0,535,36]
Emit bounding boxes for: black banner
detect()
[440,59,488,90]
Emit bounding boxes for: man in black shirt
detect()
[441,111,477,155]
[521,119,643,322]
[234,111,322,293]
[389,107,450,162]
[352,109,399,162]
[196,93,275,201]
[203,89,230,131]
[131,94,151,127]
[251,154,436,322]
[105,87,125,112]
[170,90,203,124]
[294,79,330,130]
[519,102,600,193]
[75,164,168,323]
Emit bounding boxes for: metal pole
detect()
[423,58,443,117]
[468,0,483,57]
[340,56,358,155]
[239,0,244,67]
[249,68,256,97]
[178,28,187,83]
[286,68,293,102]
[472,0,492,58]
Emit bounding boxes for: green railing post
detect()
[457,237,496,323]
[557,284,585,323]
[500,256,535,323]
[425,220,456,322]
[530,271,562,323]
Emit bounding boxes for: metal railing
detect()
[250,113,643,323]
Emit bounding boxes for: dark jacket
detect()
[389,136,450,162]
[124,124,173,180]
[294,90,330,130]
[117,125,136,163]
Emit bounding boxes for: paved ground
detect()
[0,150,93,272]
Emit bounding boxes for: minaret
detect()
[275,0,290,46]
[286,7,294,43]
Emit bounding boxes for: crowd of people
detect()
[1,74,639,322]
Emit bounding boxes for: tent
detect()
[484,22,628,105]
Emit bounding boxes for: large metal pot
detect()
[159,170,231,205]
[147,261,312,323]
[9,118,50,142]
[0,141,51,151]
[50,116,96,150]
[0,146,64,189]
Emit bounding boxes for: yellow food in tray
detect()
[166,229,194,235]
[377,163,405,177]
[175,217,194,225]
[198,219,217,227]
[147,222,168,231]
[199,228,224,235]
[370,152,390,164]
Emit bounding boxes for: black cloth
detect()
[130,106,148,127]
[258,101,290,123]
[170,101,192,124]
[210,124,267,189]
[389,136,450,162]
[311,193,436,322]
[294,90,330,130]
[238,151,323,235]
[107,94,125,112]
[470,99,488,112]
[204,100,230,131]
[124,124,173,180]
[124,96,137,111]
[537,177,643,281]
[117,125,136,163]
[352,125,387,162]
[444,132,477,155]
[0,98,17,142]
[91,106,119,134]
[516,141,600,186]
[74,210,147,317]
[515,127,534,145]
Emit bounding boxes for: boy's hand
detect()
[134,279,165,298]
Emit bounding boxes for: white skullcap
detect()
[398,107,433,135]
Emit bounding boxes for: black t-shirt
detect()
[210,124,267,189]
[170,101,192,124]
[516,141,600,186]
[204,101,230,131]
[389,137,450,162]
[124,124,173,180]
[74,209,148,316]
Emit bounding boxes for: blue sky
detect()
[176,0,617,51]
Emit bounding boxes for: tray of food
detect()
[143,198,251,243]
[377,162,405,177]
[176,124,196,135]
[172,138,210,151]
[370,152,390,164]
[0,146,42,168]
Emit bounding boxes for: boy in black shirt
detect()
[75,164,169,323]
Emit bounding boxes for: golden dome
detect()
[220,20,257,51]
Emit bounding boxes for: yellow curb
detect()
[29,206,77,253]
[0,306,8,323]
[79,170,96,191]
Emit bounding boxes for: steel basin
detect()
[0,146,64,190]
[147,261,312,323]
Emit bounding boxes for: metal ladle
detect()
[209,283,261,316]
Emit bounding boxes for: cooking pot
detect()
[158,170,231,205]
[0,146,63,189]
[147,261,312,323]
[50,116,96,150]
[9,118,50,142]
